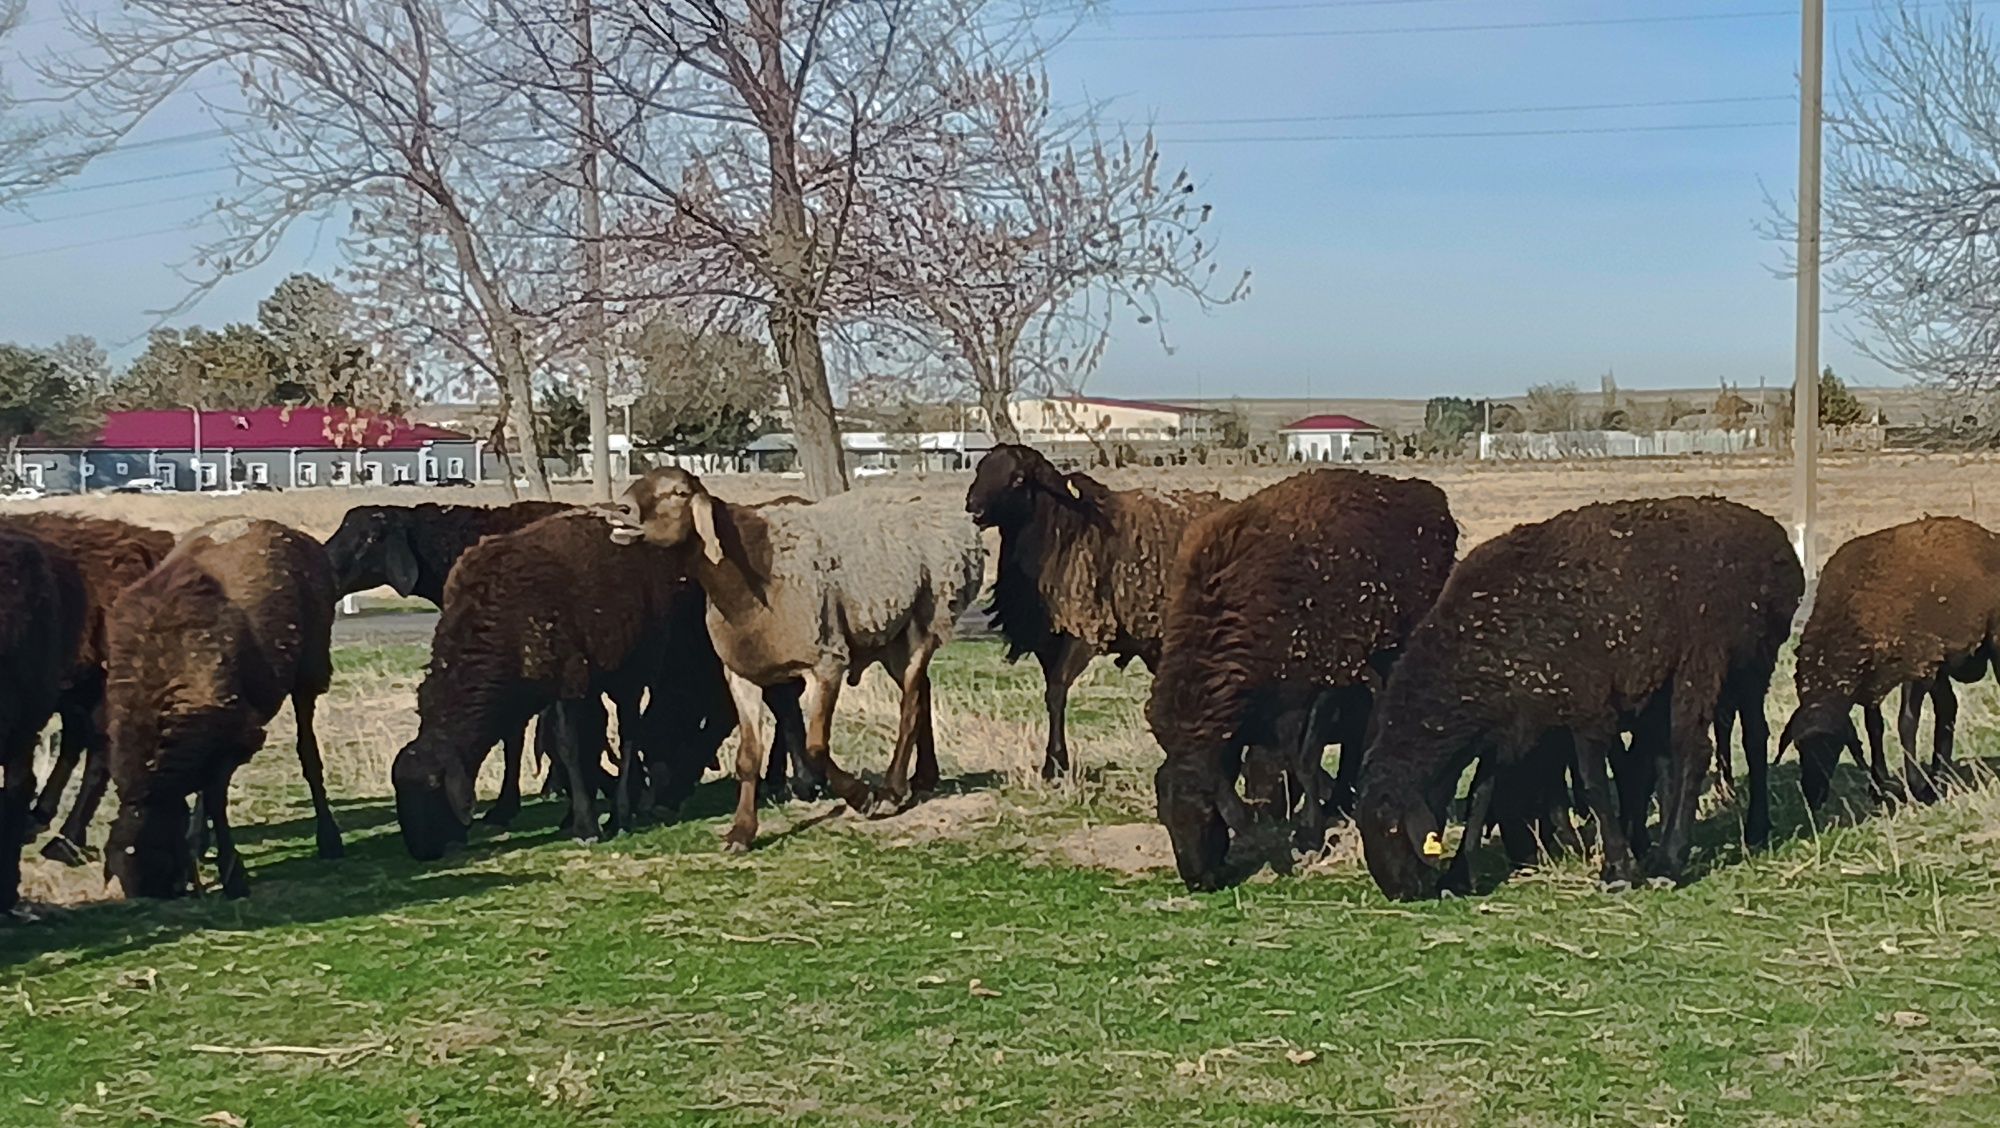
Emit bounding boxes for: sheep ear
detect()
[692,492,724,565]
[382,526,420,597]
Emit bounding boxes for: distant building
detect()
[1279,414,1385,462]
[1007,396,1219,445]
[740,430,998,475]
[13,407,482,493]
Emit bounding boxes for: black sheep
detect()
[104,518,339,899]
[1782,516,2000,807]
[1146,468,1458,891]
[1355,497,1801,901]
[0,533,85,913]
[0,513,176,866]
[323,500,570,603]
[968,445,1226,778]
[391,510,757,860]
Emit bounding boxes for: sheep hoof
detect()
[39,836,89,868]
[480,809,517,829]
[317,839,345,861]
[20,816,50,845]
[1645,875,1676,891]
[720,835,752,854]
[1599,879,1631,894]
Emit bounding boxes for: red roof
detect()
[1048,395,1208,416]
[1280,414,1381,433]
[69,408,467,451]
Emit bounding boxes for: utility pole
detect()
[577,0,612,502]
[1792,0,1824,579]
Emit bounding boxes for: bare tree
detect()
[0,0,66,204]
[51,0,559,497]
[1803,4,2000,412]
[865,63,1245,442]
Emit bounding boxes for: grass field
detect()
[8,458,2000,1124]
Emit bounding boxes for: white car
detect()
[853,465,894,479]
[3,485,45,501]
[111,478,171,495]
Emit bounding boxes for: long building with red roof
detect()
[13,406,484,494]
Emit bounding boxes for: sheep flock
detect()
[4,458,1998,916]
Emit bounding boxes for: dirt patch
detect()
[17,851,119,911]
[838,791,1008,845]
[1052,822,1176,874]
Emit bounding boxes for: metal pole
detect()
[190,405,202,493]
[578,0,612,502]
[1792,0,1824,578]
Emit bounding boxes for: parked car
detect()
[436,476,478,488]
[3,485,45,501]
[111,478,171,495]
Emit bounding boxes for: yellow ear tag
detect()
[1066,480,1080,499]
[1421,831,1445,859]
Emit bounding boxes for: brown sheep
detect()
[1355,497,1802,901]
[1145,469,1458,892]
[966,444,1226,778]
[104,518,339,899]
[0,513,176,865]
[0,533,86,914]
[613,469,984,851]
[1781,516,2000,808]
[391,510,740,860]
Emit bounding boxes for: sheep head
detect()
[1354,759,1448,902]
[967,444,1085,529]
[323,506,420,597]
[105,798,196,899]
[1152,756,1232,892]
[1779,698,1861,810]
[616,469,724,564]
[392,741,473,861]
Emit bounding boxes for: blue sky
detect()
[0,1,1914,400]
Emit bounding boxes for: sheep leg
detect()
[1288,694,1338,858]
[1861,701,1892,800]
[484,728,526,828]
[762,681,817,802]
[537,708,571,799]
[1650,689,1715,883]
[1897,681,1936,805]
[1441,760,1497,896]
[610,690,644,838]
[721,672,769,852]
[551,701,603,844]
[27,704,86,841]
[1036,636,1091,780]
[44,701,109,865]
[911,673,940,796]
[0,739,35,913]
[1572,729,1641,890]
[1739,688,1773,850]
[291,691,343,860]
[1613,718,1660,860]
[799,670,872,815]
[203,773,250,900]
[1930,675,1960,795]
[1711,702,1737,802]
[881,638,941,811]
[1326,695,1371,821]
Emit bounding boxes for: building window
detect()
[394,464,412,483]
[447,457,465,478]
[331,462,352,486]
[297,463,318,486]
[248,463,270,485]
[157,464,175,488]
[198,462,218,487]
[115,460,129,475]
[365,461,384,485]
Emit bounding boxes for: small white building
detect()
[1279,414,1385,462]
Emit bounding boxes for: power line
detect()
[1077,1,2000,43]
[1164,119,1795,143]
[1155,92,1795,127]
[0,187,225,230]
[31,163,238,198]
[0,220,216,264]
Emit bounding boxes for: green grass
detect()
[6,642,2000,1125]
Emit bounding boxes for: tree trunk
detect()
[751,0,846,499]
[433,197,550,499]
[979,381,1020,444]
[770,301,847,498]
[577,0,612,503]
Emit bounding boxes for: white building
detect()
[1279,414,1385,462]
[1007,395,1216,445]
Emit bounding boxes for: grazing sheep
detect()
[0,534,86,913]
[1781,516,2000,808]
[1145,468,1458,892]
[1355,497,1801,901]
[104,518,339,899]
[614,469,985,851]
[0,514,175,865]
[390,510,741,860]
[966,444,1226,778]
[323,500,570,603]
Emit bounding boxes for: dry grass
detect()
[11,450,1994,555]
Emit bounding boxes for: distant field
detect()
[7,454,2000,1123]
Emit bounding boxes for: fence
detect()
[1478,427,1768,460]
